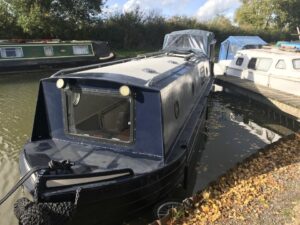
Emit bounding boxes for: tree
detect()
[235,0,300,31]
[10,0,104,38]
[0,0,19,37]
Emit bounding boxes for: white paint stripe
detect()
[46,172,131,188]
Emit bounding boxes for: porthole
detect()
[174,101,180,119]
[191,83,195,96]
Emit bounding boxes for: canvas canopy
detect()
[219,36,267,60]
[163,29,215,58]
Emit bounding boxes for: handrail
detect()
[51,51,165,77]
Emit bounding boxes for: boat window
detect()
[174,100,180,119]
[256,58,273,71]
[236,57,244,66]
[275,60,286,70]
[248,57,272,72]
[191,83,195,96]
[248,58,257,70]
[44,46,54,56]
[0,47,23,58]
[65,90,133,143]
[293,59,300,70]
[72,45,89,55]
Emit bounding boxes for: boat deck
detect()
[215,75,300,119]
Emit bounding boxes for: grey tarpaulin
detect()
[162,29,215,58]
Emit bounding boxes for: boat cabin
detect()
[225,48,300,96]
[214,36,267,75]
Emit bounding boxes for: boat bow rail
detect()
[51,51,165,78]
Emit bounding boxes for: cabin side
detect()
[160,58,211,156]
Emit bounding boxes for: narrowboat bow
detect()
[15,30,216,225]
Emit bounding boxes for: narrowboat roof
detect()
[0,40,94,45]
[76,55,186,79]
[55,54,199,90]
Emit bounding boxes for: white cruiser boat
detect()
[214,36,267,76]
[224,47,300,96]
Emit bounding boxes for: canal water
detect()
[0,73,299,225]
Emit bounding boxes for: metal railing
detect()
[51,51,165,77]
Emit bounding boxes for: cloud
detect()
[196,0,240,21]
[122,0,191,14]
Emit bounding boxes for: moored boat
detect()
[224,47,300,96]
[0,40,114,73]
[214,36,267,76]
[9,29,215,225]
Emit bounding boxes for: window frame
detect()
[62,88,135,145]
[248,58,257,70]
[236,57,244,66]
[0,47,24,58]
[72,45,90,55]
[292,59,300,70]
[248,57,273,72]
[44,46,54,56]
[275,59,286,70]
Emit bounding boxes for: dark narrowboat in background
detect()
[16,30,216,225]
[0,40,114,73]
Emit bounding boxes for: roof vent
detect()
[168,60,179,64]
[142,68,158,74]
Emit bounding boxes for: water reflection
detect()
[0,73,50,160]
[191,84,299,192]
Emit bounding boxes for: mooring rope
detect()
[0,166,48,206]
[0,159,78,225]
[0,160,74,206]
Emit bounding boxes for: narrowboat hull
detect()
[18,77,211,224]
[14,29,216,225]
[0,41,114,73]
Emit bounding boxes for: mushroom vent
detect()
[168,60,179,65]
[142,68,158,74]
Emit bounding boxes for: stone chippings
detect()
[153,133,300,225]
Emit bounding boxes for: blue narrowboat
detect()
[13,30,215,224]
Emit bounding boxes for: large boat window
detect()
[72,45,89,55]
[275,60,286,70]
[293,59,300,70]
[65,90,132,143]
[256,58,272,71]
[248,57,272,72]
[0,47,23,58]
[44,46,54,56]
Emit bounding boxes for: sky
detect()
[103,0,241,21]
